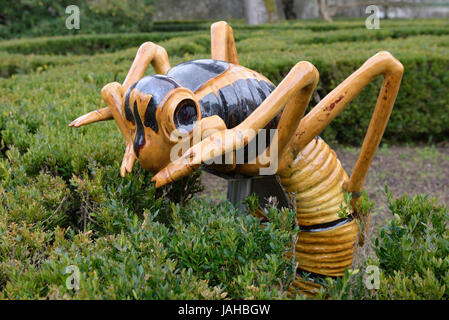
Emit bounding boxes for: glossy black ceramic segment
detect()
[197,77,279,162]
[198,78,277,129]
[124,82,138,124]
[299,216,354,232]
[166,59,229,92]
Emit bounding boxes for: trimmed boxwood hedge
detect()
[319,190,449,300]
[2,23,449,56]
[0,31,198,56]
[5,32,447,145]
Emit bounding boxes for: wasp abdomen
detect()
[279,137,358,279]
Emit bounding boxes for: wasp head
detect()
[70,75,201,177]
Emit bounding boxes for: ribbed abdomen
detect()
[278,137,358,278]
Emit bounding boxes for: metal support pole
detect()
[203,168,293,215]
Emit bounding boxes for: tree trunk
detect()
[244,0,269,25]
[280,0,296,19]
[275,0,286,20]
[317,0,333,22]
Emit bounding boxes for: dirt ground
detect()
[198,144,449,259]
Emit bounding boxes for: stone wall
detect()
[291,0,449,20]
[152,0,449,21]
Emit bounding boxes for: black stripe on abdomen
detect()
[199,78,277,129]
[299,216,354,232]
[133,102,146,157]
[198,78,280,162]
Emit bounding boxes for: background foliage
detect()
[0,0,155,39]
[320,190,449,300]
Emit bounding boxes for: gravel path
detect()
[198,144,449,259]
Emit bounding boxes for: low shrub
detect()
[0,0,156,39]
[0,195,297,299]
[2,22,449,56]
[320,189,449,300]
[0,52,89,78]
[0,32,195,56]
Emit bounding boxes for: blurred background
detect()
[1,0,449,38]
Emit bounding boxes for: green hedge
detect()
[0,32,198,56]
[0,0,156,39]
[2,23,449,56]
[0,168,297,299]
[0,52,90,78]
[146,18,449,33]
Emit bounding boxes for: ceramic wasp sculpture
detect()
[70,21,404,295]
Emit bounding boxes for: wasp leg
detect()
[152,61,319,188]
[69,107,112,127]
[279,51,404,244]
[234,64,318,176]
[99,82,136,177]
[192,115,237,173]
[211,21,239,65]
[123,42,171,91]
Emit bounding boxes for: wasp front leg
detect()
[192,116,237,174]
[152,61,319,188]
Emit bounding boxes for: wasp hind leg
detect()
[279,51,404,246]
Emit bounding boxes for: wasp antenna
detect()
[69,107,113,128]
[120,144,136,177]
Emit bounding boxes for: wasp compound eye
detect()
[174,99,198,132]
